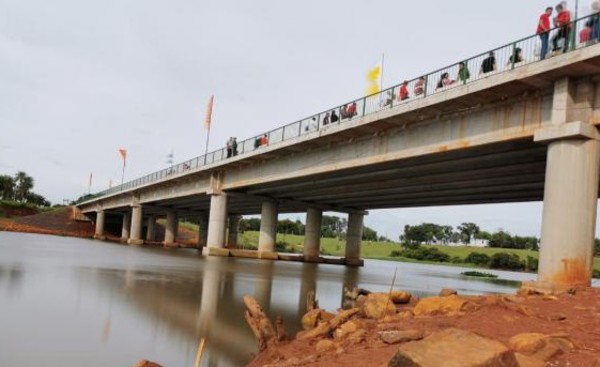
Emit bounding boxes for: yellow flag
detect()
[365,63,381,96]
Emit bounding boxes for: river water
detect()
[0,232,536,367]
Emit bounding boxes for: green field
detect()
[237,231,600,272]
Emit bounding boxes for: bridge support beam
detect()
[94,210,106,240]
[303,208,322,263]
[164,209,179,247]
[146,215,156,242]
[344,212,364,266]
[197,214,209,249]
[128,205,144,245]
[534,77,600,289]
[227,215,241,247]
[121,212,131,243]
[203,194,228,256]
[258,201,278,255]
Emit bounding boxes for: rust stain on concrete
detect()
[553,258,590,286]
[438,145,448,152]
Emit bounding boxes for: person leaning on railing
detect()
[414,77,425,96]
[480,51,497,74]
[436,72,455,90]
[457,62,470,84]
[507,47,524,68]
[399,81,410,101]
[537,6,553,60]
[551,2,571,54]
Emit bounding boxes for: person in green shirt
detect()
[457,62,470,84]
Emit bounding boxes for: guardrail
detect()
[81,13,598,203]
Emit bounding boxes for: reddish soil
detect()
[0,207,95,238]
[0,205,39,218]
[248,288,600,367]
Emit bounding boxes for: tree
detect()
[489,230,514,248]
[457,222,480,244]
[0,175,14,200]
[362,225,378,241]
[401,223,446,245]
[277,219,304,235]
[13,171,34,202]
[239,218,260,232]
[321,215,347,238]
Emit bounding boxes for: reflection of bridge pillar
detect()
[341,265,360,308]
[94,210,106,240]
[258,201,278,253]
[227,215,241,248]
[128,205,144,245]
[303,208,322,262]
[120,212,131,242]
[344,212,364,266]
[298,263,317,317]
[536,77,600,288]
[254,261,274,314]
[203,194,228,255]
[146,215,156,242]
[198,268,222,336]
[164,209,179,247]
[197,214,209,249]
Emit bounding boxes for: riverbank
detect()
[0,206,95,238]
[246,286,600,366]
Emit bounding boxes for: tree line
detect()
[0,171,50,207]
[401,222,539,250]
[239,215,381,241]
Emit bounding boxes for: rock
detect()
[301,309,322,331]
[508,333,574,362]
[389,291,412,304]
[133,360,163,367]
[388,328,519,367]
[315,339,335,353]
[439,288,458,297]
[548,313,567,321]
[346,329,367,344]
[542,295,558,301]
[320,311,335,322]
[514,353,545,367]
[413,295,477,316]
[297,308,360,340]
[334,320,364,340]
[379,329,425,344]
[361,293,396,319]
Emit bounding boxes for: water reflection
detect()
[0,232,535,367]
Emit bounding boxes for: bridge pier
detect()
[164,209,179,247]
[197,214,208,249]
[227,215,241,247]
[344,212,364,266]
[120,212,131,243]
[146,215,156,242]
[303,208,322,263]
[203,194,229,256]
[127,205,144,245]
[534,77,600,289]
[258,201,278,257]
[93,210,106,240]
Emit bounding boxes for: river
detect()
[0,232,536,367]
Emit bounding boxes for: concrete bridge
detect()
[79,21,600,289]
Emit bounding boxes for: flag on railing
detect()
[365,59,382,96]
[204,95,214,129]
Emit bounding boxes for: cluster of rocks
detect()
[249,287,577,367]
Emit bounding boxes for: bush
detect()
[450,256,463,264]
[391,246,451,262]
[390,250,403,257]
[489,252,525,271]
[465,252,491,266]
[526,256,538,271]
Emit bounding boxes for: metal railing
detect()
[81,14,599,203]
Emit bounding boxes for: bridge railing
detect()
[80,14,597,204]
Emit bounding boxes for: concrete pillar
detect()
[344,212,364,266]
[258,201,278,253]
[303,208,322,263]
[146,215,156,242]
[534,77,600,288]
[94,210,105,240]
[197,214,209,248]
[128,205,144,245]
[203,194,228,256]
[227,215,241,248]
[120,212,131,242]
[164,209,179,247]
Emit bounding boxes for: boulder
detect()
[514,353,545,367]
[334,320,364,340]
[413,295,476,316]
[439,288,458,297]
[390,291,412,304]
[379,329,424,345]
[133,360,163,367]
[388,328,519,367]
[360,293,396,319]
[301,309,323,331]
[508,333,574,361]
[315,339,335,353]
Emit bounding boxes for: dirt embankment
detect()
[0,206,95,238]
[246,287,600,367]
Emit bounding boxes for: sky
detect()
[0,0,594,240]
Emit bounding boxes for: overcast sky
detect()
[1,0,595,240]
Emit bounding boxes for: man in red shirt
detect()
[537,7,553,59]
[399,81,409,101]
[552,3,572,53]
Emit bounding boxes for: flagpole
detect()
[121,160,126,187]
[88,172,92,194]
[380,53,385,92]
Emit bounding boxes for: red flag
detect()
[118,148,127,165]
[204,95,214,129]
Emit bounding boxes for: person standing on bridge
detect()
[457,62,470,84]
[323,112,330,126]
[414,77,425,96]
[480,51,497,74]
[226,137,233,158]
[232,137,238,156]
[537,7,553,60]
[552,3,571,54]
[399,81,409,101]
[330,110,339,123]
